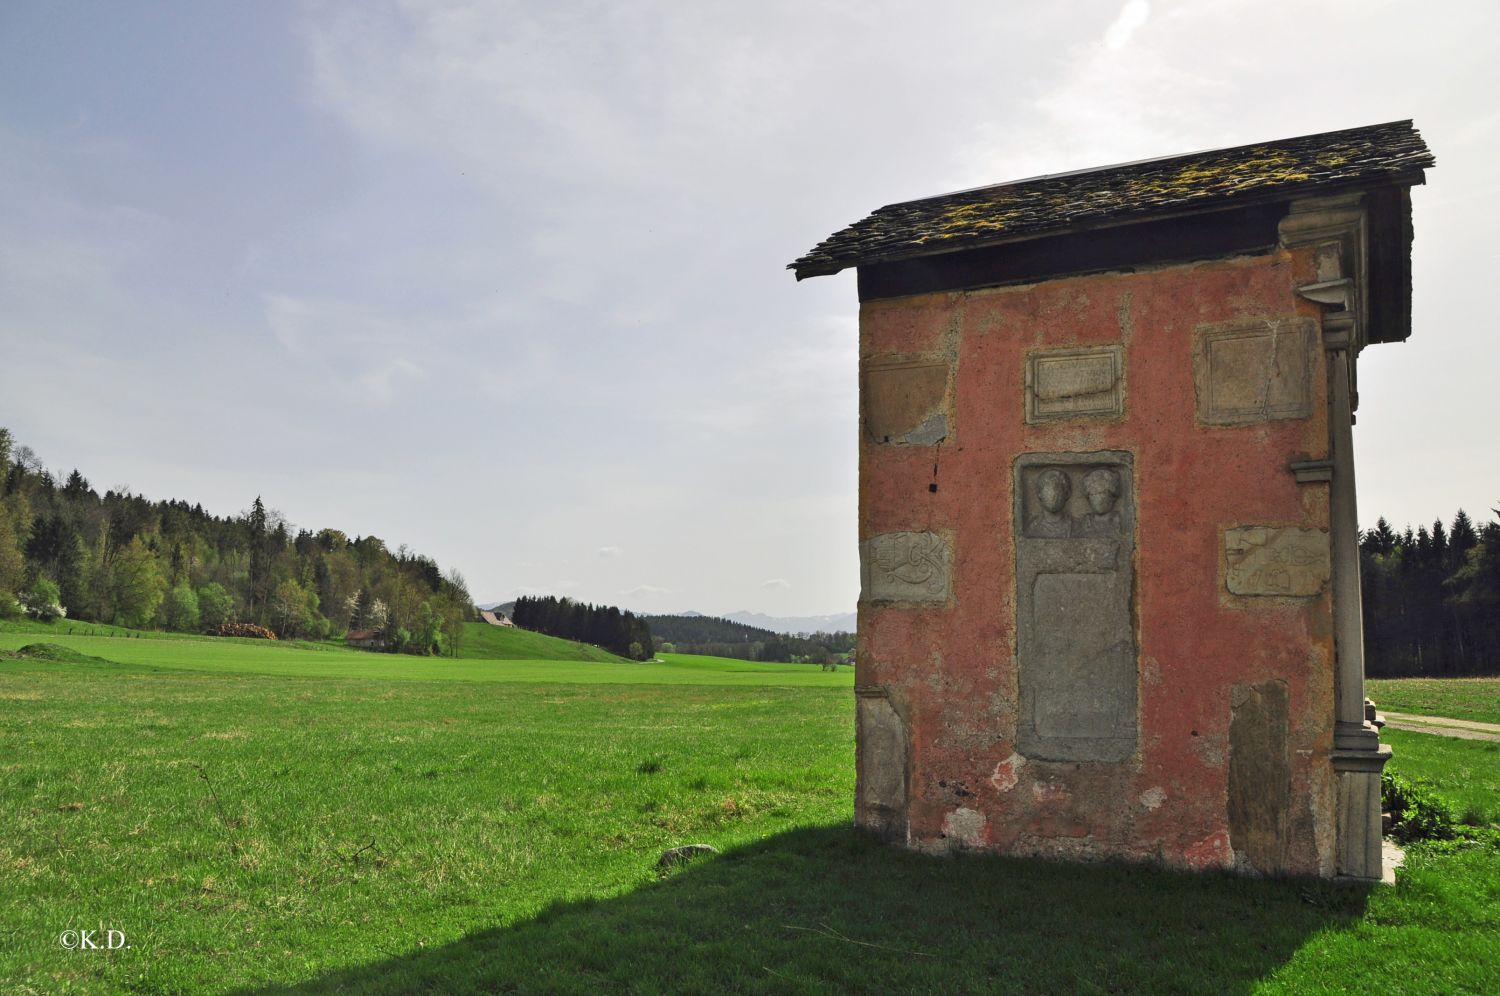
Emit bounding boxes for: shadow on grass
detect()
[246,826,1367,994]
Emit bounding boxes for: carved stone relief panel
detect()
[860,531,951,604]
[864,360,949,445]
[1025,345,1124,423]
[1014,452,1137,763]
[1193,318,1316,425]
[1225,527,1331,596]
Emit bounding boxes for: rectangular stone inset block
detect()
[1228,680,1291,875]
[1225,526,1331,596]
[1026,345,1124,423]
[860,531,951,604]
[1014,452,1137,762]
[1193,317,1315,425]
[863,360,949,445]
[856,687,908,842]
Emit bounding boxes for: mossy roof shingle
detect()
[790,120,1433,280]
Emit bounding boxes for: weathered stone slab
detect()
[1335,767,1384,879]
[864,360,949,444]
[1225,526,1330,596]
[1014,452,1137,762]
[1193,318,1315,425]
[1228,680,1291,875]
[861,531,951,604]
[856,688,908,842]
[1025,345,1123,423]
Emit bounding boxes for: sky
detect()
[1,0,1495,615]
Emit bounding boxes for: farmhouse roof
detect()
[789,120,1433,280]
[346,629,380,641]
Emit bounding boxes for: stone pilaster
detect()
[1282,198,1392,880]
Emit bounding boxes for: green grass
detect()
[1385,728,1500,827]
[1370,677,1500,725]
[0,616,338,652]
[1,638,1495,993]
[0,633,852,688]
[454,621,629,662]
[1,651,854,993]
[1,617,635,665]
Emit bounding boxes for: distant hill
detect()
[476,600,515,617]
[455,621,628,663]
[645,614,779,646]
[721,610,856,636]
[643,612,854,665]
[0,425,470,653]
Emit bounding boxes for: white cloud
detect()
[263,294,432,404]
[760,578,791,589]
[597,545,623,558]
[1103,1,1150,51]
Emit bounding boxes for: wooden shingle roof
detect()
[790,120,1433,280]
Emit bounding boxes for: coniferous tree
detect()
[1450,510,1478,569]
[248,496,270,621]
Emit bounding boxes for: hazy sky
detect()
[1,1,1495,614]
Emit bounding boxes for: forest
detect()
[1361,507,1500,676]
[510,595,655,661]
[0,428,473,654]
[645,613,856,665]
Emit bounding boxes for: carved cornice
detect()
[1287,459,1334,483]
[1280,195,1370,355]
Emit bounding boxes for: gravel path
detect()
[1381,711,1500,742]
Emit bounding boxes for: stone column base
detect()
[1333,735,1392,881]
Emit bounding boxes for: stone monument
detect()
[791,121,1434,879]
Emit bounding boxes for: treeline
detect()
[511,595,654,661]
[645,614,779,645]
[645,613,856,665]
[1361,507,1500,677]
[0,428,473,654]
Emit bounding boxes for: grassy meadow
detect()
[1,627,1496,993]
[1370,676,1500,726]
[0,621,850,688]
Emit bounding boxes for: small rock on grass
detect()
[657,843,718,870]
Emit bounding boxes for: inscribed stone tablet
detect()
[1026,345,1124,423]
[1193,318,1315,425]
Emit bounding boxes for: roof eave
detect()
[790,169,1430,282]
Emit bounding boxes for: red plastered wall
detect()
[856,248,1337,874]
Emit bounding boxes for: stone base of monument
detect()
[1333,738,1394,880]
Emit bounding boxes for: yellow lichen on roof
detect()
[1145,147,1311,198]
[933,199,1023,237]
